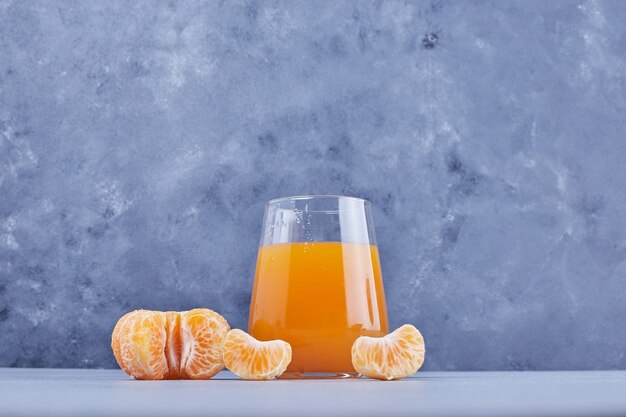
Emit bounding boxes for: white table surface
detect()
[1,368,625,417]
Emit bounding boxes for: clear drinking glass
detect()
[248,195,389,378]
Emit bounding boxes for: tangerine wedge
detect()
[164,311,183,379]
[111,310,135,372]
[113,310,169,380]
[351,324,425,380]
[222,329,292,380]
[180,308,230,379]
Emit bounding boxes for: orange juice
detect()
[248,242,389,374]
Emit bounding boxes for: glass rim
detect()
[267,194,370,205]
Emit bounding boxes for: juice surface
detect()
[248,242,389,374]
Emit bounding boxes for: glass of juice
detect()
[249,195,389,378]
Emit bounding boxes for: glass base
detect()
[278,371,360,380]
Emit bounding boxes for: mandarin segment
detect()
[117,310,169,380]
[222,329,292,380]
[165,311,183,379]
[180,308,230,379]
[351,324,425,380]
[111,310,137,375]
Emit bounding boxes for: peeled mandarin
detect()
[351,324,425,380]
[222,329,292,380]
[111,308,230,380]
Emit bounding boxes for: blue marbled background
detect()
[1,0,626,370]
